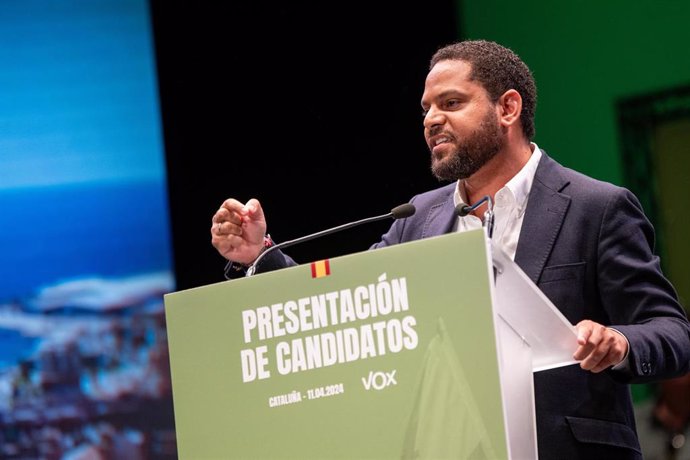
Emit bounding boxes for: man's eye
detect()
[446,100,460,109]
[421,109,429,118]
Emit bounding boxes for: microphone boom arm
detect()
[245,203,415,277]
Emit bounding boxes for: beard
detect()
[430,110,503,181]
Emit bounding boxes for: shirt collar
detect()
[453,143,542,210]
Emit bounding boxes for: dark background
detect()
[150,2,458,290]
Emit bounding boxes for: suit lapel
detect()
[514,152,571,284]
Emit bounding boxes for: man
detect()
[210,40,690,459]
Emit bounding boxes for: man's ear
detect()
[497,89,522,128]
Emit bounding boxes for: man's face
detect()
[421,59,503,181]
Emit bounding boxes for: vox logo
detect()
[362,370,397,391]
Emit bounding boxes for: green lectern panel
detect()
[165,229,506,459]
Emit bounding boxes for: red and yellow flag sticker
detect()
[310,259,331,278]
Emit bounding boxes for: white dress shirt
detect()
[452,144,542,260]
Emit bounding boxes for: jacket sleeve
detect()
[600,189,690,382]
[224,249,297,279]
[370,196,418,250]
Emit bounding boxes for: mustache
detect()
[427,126,447,138]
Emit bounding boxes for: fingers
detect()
[213,208,242,226]
[213,200,244,225]
[214,220,243,236]
[211,213,243,241]
[212,198,263,235]
[573,320,628,373]
[244,198,264,219]
[219,198,263,219]
[213,198,265,227]
[219,198,248,216]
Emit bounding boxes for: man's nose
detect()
[423,106,444,130]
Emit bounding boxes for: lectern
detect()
[164,229,578,459]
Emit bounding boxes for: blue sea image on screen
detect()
[0,1,177,458]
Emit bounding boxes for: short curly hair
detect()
[430,40,537,140]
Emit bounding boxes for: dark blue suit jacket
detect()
[261,151,690,459]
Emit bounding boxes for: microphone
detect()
[455,195,494,239]
[244,203,416,276]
